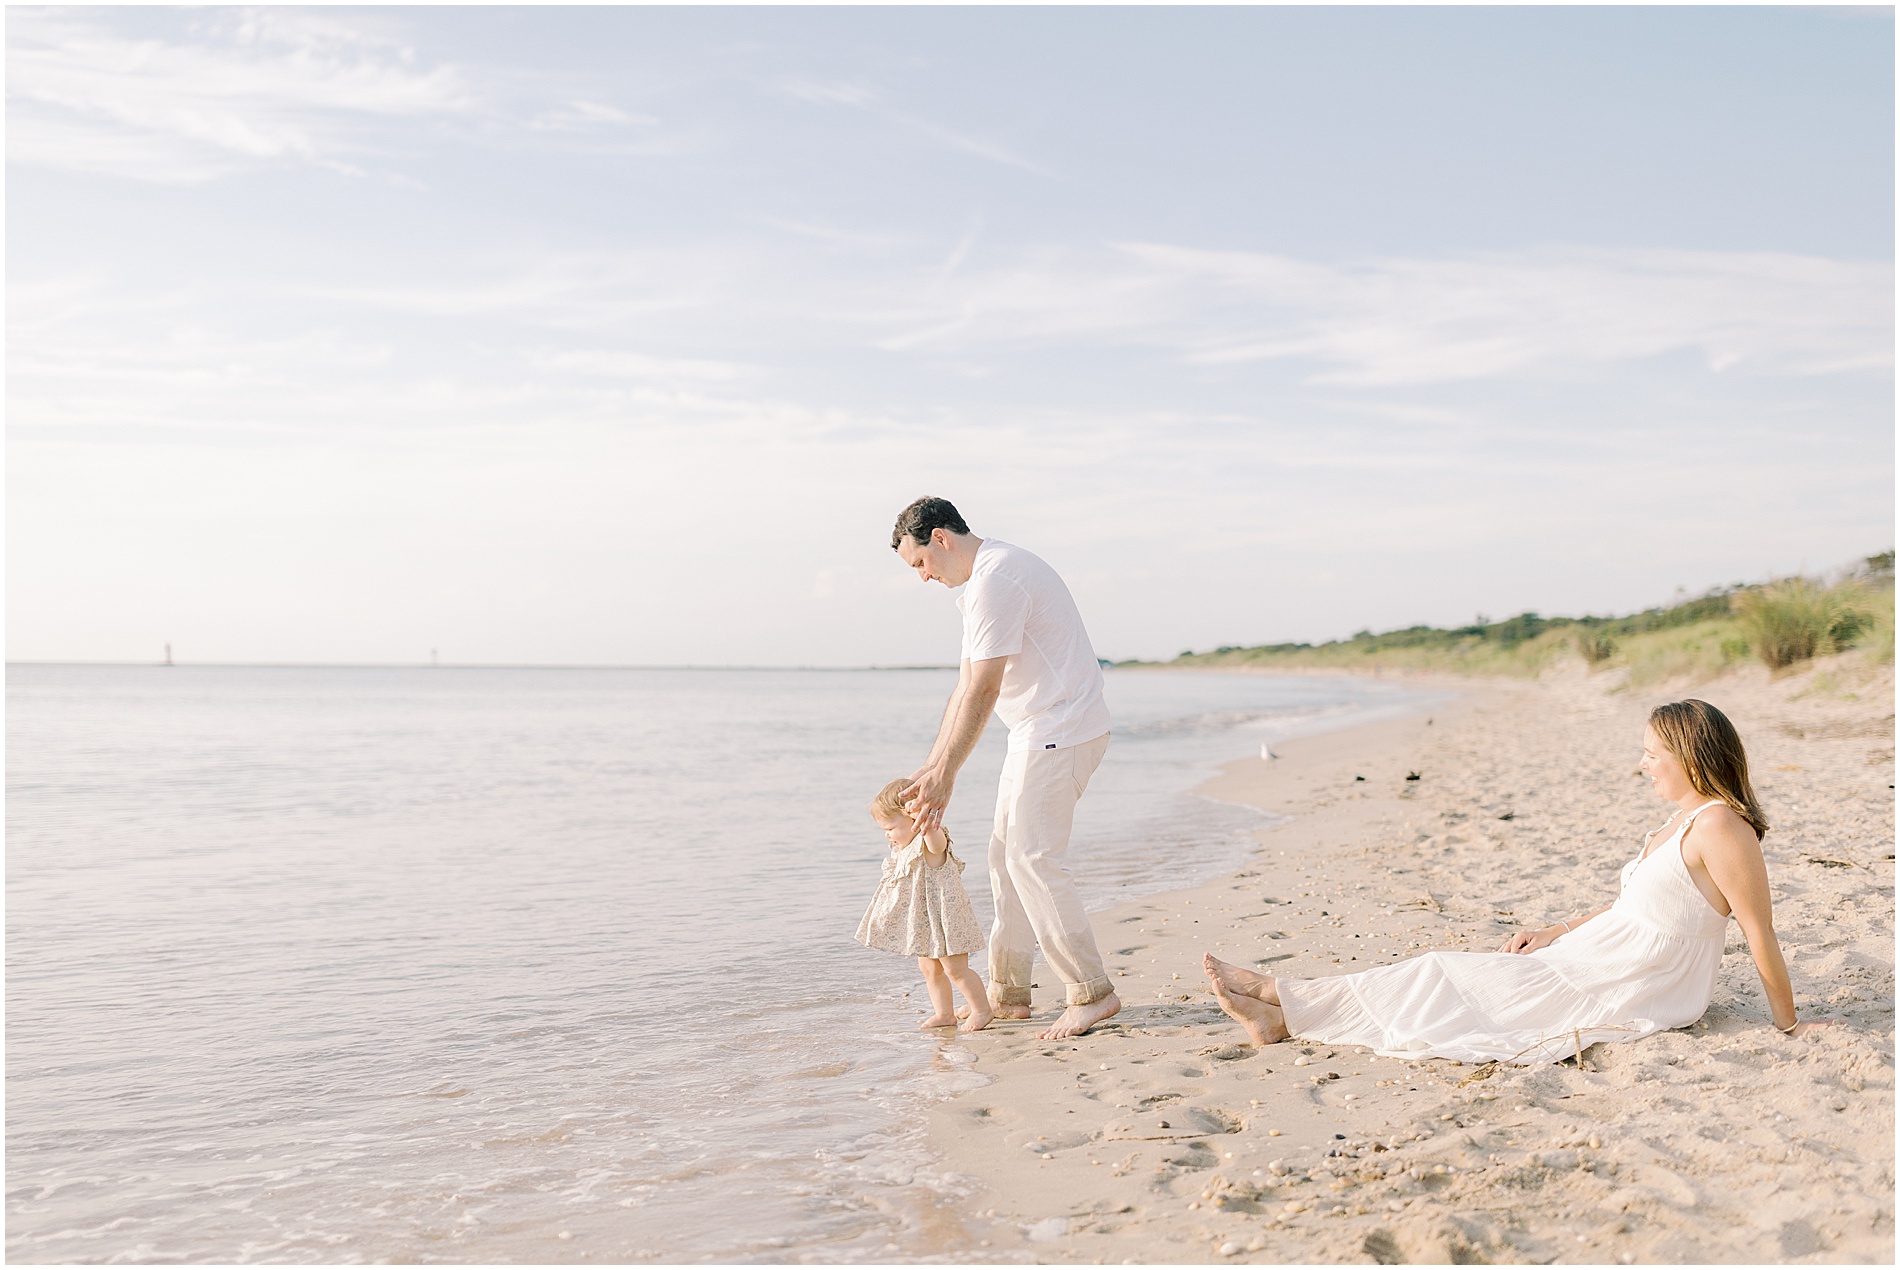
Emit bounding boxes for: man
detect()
[893,496,1120,1041]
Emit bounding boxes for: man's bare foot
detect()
[1208,976,1289,1046]
[918,1013,957,1030]
[1039,992,1121,1040]
[1203,952,1277,1003]
[957,1002,1031,1021]
[958,1002,993,1033]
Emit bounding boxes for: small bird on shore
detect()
[1260,744,1279,761]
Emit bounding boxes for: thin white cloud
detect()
[754,217,912,252]
[13,231,1886,469]
[934,222,983,283]
[73,232,1877,393]
[774,75,1053,176]
[777,78,878,109]
[874,244,1175,349]
[7,8,478,182]
[298,248,754,326]
[886,108,1052,177]
[1129,244,1894,384]
[522,349,757,383]
[874,242,1893,384]
[527,100,653,132]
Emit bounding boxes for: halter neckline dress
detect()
[1278,801,1734,1064]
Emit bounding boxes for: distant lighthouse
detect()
[163,643,173,667]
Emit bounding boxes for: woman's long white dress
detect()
[1278,802,1733,1065]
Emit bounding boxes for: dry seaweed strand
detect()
[1503,1022,1643,1068]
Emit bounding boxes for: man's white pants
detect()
[986,732,1112,1008]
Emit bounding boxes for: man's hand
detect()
[900,765,955,834]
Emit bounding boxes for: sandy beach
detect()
[923,655,1894,1264]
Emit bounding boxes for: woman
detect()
[1203,699,1833,1064]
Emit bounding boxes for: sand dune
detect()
[922,656,1893,1264]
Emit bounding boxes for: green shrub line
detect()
[1131,551,1894,683]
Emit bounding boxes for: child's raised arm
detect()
[921,825,950,866]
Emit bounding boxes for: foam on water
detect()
[7,665,1437,1262]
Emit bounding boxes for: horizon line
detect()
[5,660,975,672]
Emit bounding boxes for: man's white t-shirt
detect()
[956,538,1111,753]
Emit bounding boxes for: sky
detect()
[8,5,1894,666]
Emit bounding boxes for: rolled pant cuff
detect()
[1066,976,1114,1007]
[990,983,1032,1007]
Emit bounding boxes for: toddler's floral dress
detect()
[855,835,984,958]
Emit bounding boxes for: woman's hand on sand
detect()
[1499,927,1559,955]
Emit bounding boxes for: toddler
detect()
[854,777,992,1032]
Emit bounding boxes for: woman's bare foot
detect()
[1203,952,1278,1003]
[1208,976,1289,1045]
[958,1001,993,1033]
[1040,992,1121,1040]
[918,1013,957,1030]
[957,1002,1031,1021]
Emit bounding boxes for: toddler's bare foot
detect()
[1040,992,1120,1040]
[917,1013,957,1030]
[958,1002,993,1033]
[1209,975,1289,1045]
[1203,952,1277,1002]
[958,1002,1031,1021]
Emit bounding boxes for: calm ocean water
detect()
[7,665,1433,1263]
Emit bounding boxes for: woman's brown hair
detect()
[1648,699,1769,840]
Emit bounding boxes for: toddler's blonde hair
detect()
[869,778,952,849]
[869,777,912,820]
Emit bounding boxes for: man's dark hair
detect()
[891,496,970,550]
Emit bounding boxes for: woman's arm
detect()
[1499,904,1611,954]
[1691,813,1832,1036]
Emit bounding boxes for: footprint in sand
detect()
[1101,1105,1243,1141]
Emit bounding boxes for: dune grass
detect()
[1732,577,1883,670]
[1138,553,1894,684]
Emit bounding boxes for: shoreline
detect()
[919,658,1894,1264]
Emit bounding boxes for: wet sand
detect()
[923,657,1894,1264]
